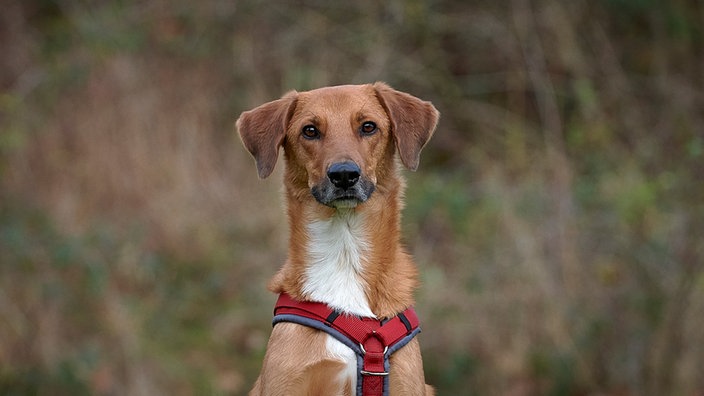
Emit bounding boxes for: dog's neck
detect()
[301,209,375,317]
[269,178,418,319]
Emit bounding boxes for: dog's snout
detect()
[314,161,373,207]
[327,162,361,190]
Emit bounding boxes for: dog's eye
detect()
[360,121,377,136]
[301,125,320,140]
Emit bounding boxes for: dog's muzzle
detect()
[311,161,375,208]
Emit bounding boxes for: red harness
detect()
[273,293,421,396]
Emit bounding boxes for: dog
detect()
[237,82,439,395]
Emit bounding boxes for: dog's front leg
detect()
[250,323,351,396]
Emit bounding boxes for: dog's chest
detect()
[326,333,358,392]
[299,211,372,392]
[302,210,375,318]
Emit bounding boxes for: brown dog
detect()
[237,82,439,395]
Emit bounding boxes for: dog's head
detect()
[236,83,439,208]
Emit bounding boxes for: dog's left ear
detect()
[236,91,298,179]
[373,82,440,171]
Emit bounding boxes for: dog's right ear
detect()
[236,91,298,179]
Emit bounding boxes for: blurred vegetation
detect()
[1,0,703,395]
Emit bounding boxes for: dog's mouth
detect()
[311,183,375,209]
[329,197,361,209]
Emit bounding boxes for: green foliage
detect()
[0,198,266,394]
[426,353,480,395]
[2,0,703,394]
[529,348,583,396]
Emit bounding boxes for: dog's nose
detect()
[328,162,361,190]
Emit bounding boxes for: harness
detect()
[272,293,421,396]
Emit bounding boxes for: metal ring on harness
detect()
[359,343,388,356]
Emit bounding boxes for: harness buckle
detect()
[360,370,389,376]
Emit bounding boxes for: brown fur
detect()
[237,83,438,395]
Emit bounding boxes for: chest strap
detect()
[272,293,421,396]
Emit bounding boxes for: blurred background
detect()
[1,0,703,395]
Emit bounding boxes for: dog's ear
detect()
[236,91,298,178]
[373,82,439,171]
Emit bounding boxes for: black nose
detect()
[327,162,361,190]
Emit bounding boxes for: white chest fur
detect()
[302,209,375,318]
[301,210,375,393]
[326,334,358,392]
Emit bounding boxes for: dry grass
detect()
[1,1,704,395]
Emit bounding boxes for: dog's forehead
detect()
[296,85,385,116]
